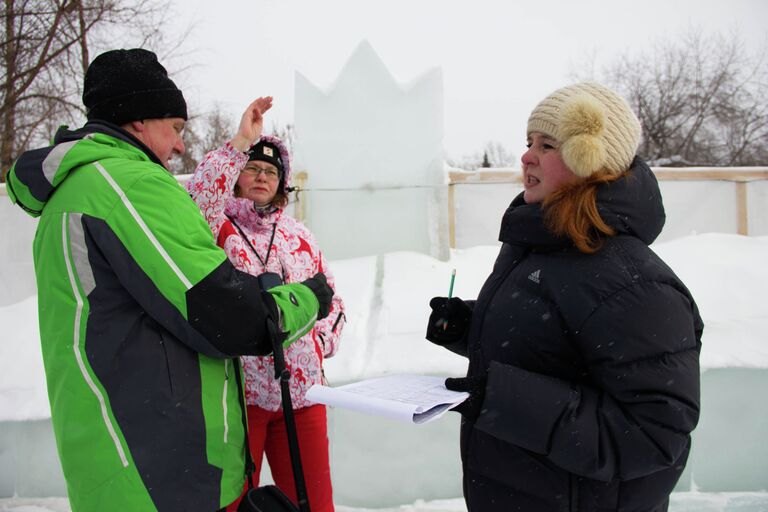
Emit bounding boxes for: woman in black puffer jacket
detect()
[426,82,703,512]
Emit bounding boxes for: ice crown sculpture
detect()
[293,40,447,259]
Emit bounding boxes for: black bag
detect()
[235,294,310,512]
[238,485,298,512]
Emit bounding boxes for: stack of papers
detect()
[306,374,469,424]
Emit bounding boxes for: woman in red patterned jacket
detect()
[187,97,345,512]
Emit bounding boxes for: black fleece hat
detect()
[247,140,284,174]
[83,49,187,126]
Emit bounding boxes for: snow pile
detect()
[0,296,48,421]
[652,233,768,370]
[324,246,498,383]
[1,233,767,508]
[324,233,768,386]
[3,492,768,512]
[1,234,767,422]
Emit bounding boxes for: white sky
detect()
[168,1,766,158]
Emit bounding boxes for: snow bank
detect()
[0,297,48,421]
[3,492,768,511]
[1,234,767,422]
[652,234,768,370]
[1,233,767,504]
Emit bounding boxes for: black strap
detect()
[231,280,310,510]
[228,216,279,271]
[268,311,311,512]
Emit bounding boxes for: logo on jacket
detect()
[528,269,541,284]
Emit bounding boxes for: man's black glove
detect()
[445,375,487,422]
[301,272,333,320]
[425,297,471,346]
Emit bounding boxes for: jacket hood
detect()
[225,135,293,224]
[6,122,160,217]
[595,157,665,244]
[500,157,665,248]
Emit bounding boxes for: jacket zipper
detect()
[222,359,230,443]
[158,331,174,395]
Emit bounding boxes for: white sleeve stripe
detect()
[94,162,193,290]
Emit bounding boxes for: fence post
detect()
[293,171,308,223]
[736,182,748,235]
[448,182,456,249]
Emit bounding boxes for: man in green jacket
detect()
[5,48,332,512]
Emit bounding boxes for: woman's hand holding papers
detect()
[445,375,487,422]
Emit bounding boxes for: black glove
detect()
[302,272,333,320]
[445,375,487,422]
[425,297,471,346]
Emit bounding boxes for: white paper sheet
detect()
[306,374,469,424]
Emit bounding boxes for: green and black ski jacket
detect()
[6,122,293,511]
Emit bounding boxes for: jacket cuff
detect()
[223,142,251,164]
[474,361,573,454]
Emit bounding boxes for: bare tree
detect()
[1,0,183,181]
[173,117,300,176]
[269,121,295,156]
[448,140,516,170]
[588,29,768,166]
[484,141,516,168]
[171,105,236,175]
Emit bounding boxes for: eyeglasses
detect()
[241,166,281,180]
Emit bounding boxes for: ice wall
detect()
[293,40,448,260]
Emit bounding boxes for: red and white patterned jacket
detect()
[187,137,345,410]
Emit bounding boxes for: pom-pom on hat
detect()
[83,48,187,126]
[526,82,641,177]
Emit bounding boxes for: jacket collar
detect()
[57,121,165,168]
[6,121,161,217]
[498,157,665,249]
[225,196,282,227]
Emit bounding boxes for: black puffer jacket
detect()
[456,158,703,512]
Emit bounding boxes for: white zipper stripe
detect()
[94,162,192,290]
[222,359,229,443]
[62,214,129,467]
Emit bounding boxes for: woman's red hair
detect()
[542,171,623,254]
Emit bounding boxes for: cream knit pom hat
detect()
[526,82,642,177]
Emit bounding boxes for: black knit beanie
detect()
[83,48,187,126]
[247,140,284,174]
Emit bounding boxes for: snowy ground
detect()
[2,493,768,511]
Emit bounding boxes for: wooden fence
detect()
[445,167,768,247]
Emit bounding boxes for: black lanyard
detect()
[227,216,283,277]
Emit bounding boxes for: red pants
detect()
[226,404,334,512]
